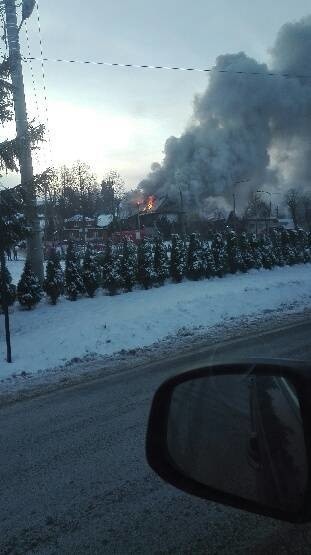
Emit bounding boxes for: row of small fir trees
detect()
[1,227,310,310]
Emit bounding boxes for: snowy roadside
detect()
[1,263,311,396]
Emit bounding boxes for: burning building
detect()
[138,16,311,213]
[120,194,183,238]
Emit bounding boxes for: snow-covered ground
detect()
[6,257,26,285]
[1,261,311,381]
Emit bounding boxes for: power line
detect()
[34,0,52,164]
[24,18,41,172]
[22,56,311,80]
[24,21,40,120]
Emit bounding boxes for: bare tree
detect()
[285,188,300,229]
[301,193,311,231]
[101,170,125,219]
[244,191,270,219]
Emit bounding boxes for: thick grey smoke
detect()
[139,16,311,211]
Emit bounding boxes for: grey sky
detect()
[17,0,311,189]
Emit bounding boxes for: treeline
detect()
[1,228,310,311]
[36,164,125,239]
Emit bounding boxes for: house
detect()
[120,196,183,237]
[244,217,280,235]
[97,214,114,229]
[277,218,295,230]
[62,215,97,241]
[59,213,118,243]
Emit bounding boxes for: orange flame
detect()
[145,195,156,211]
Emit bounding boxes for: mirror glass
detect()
[167,373,309,513]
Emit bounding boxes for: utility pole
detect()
[78,164,86,246]
[4,0,44,282]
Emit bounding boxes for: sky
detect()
[3,0,311,190]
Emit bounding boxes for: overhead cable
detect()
[34,0,52,163]
[22,56,311,80]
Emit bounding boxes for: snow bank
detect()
[1,264,311,377]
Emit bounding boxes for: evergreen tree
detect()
[239,232,255,271]
[297,229,311,263]
[249,233,262,270]
[120,238,137,292]
[226,231,245,274]
[211,233,229,277]
[201,241,216,278]
[17,260,42,310]
[0,187,29,254]
[0,265,16,311]
[186,233,204,280]
[170,234,186,283]
[281,229,296,265]
[65,241,85,301]
[289,229,304,264]
[82,245,100,298]
[137,239,155,289]
[0,58,43,253]
[154,236,169,286]
[102,240,122,295]
[249,234,263,269]
[270,229,285,266]
[43,249,64,304]
[259,234,276,269]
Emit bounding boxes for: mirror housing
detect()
[146,362,311,523]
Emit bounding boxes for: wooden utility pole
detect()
[4,0,44,282]
[78,164,86,245]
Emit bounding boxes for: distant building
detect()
[277,218,295,230]
[61,214,113,242]
[244,217,279,235]
[97,214,114,229]
[120,196,183,238]
[243,217,295,235]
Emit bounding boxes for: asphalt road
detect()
[1,319,311,554]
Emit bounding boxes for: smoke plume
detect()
[139,16,311,212]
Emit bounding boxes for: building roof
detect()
[142,195,181,214]
[277,218,295,229]
[64,214,94,223]
[97,214,113,228]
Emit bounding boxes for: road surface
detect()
[1,319,311,554]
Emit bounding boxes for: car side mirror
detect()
[146,362,311,522]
